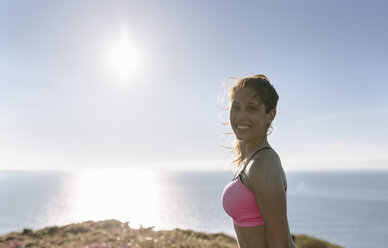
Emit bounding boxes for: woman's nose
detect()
[235,110,247,120]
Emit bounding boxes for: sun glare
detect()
[108,33,140,82]
[72,169,161,228]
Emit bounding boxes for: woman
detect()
[222,74,297,248]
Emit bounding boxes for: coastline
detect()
[0,219,343,248]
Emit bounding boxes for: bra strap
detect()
[233,146,273,180]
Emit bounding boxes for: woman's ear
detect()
[268,108,276,124]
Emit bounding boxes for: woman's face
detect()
[229,87,272,143]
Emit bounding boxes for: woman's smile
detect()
[236,124,251,130]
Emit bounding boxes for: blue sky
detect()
[1,0,387,171]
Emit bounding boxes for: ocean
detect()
[1,169,387,248]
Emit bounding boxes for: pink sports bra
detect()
[222,147,287,227]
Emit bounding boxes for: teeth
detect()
[237,124,250,130]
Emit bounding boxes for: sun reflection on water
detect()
[72,169,161,228]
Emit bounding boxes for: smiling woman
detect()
[222,75,297,248]
[107,32,141,82]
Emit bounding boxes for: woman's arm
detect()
[247,152,296,248]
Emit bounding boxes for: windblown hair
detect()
[228,74,279,168]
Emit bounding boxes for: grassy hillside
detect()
[0,220,343,248]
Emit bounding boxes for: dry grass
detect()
[0,220,342,248]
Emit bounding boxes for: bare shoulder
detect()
[246,148,283,176]
[245,149,286,191]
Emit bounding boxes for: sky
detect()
[0,0,387,171]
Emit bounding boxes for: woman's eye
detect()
[248,106,257,111]
[231,105,239,111]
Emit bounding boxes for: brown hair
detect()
[228,74,279,167]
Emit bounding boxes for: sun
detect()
[108,33,140,82]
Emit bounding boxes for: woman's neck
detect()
[240,136,270,160]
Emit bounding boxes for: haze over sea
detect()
[1,169,387,248]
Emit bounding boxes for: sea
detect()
[1,169,387,248]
